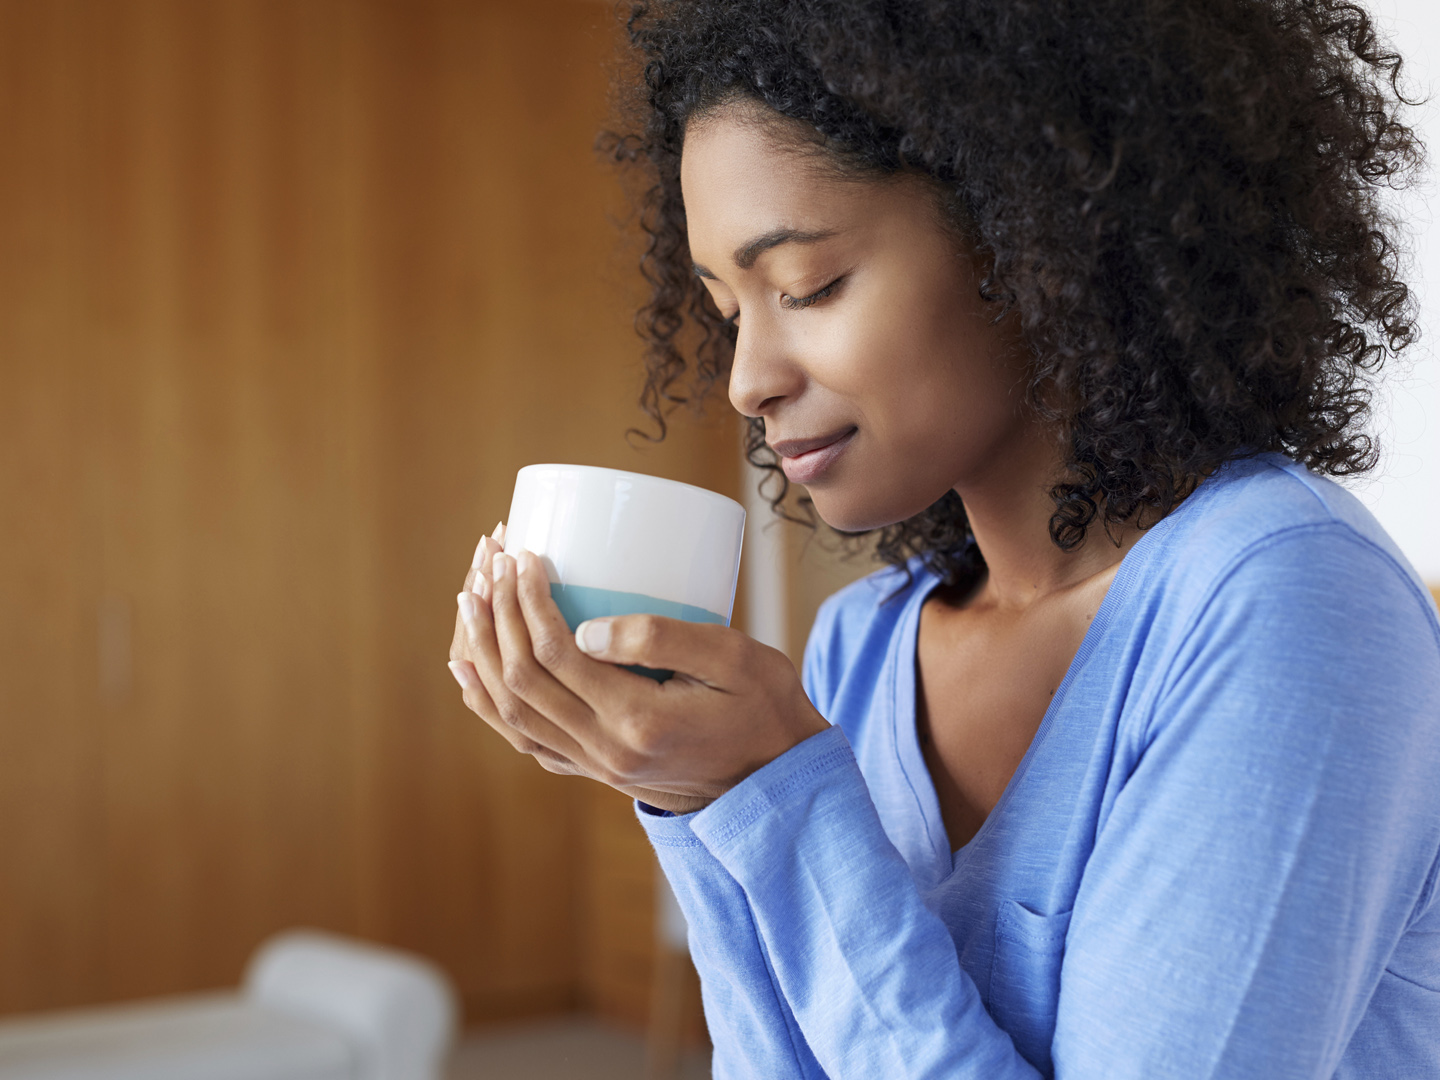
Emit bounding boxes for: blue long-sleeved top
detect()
[638,453,1440,1079]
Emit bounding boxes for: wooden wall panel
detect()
[83,0,369,1003]
[0,0,103,1013]
[0,0,736,1025]
[579,786,661,1027]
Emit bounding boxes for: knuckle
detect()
[466,689,495,722]
[500,658,533,698]
[607,745,646,781]
[534,749,573,774]
[631,615,664,653]
[495,697,526,729]
[759,641,789,676]
[531,630,566,669]
[623,712,662,756]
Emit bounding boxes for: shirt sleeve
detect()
[666,524,1440,1079]
[637,803,829,1079]
[630,594,853,1080]
[1052,525,1440,1077]
[685,727,1043,1079]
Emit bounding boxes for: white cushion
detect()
[244,931,456,1080]
[0,993,354,1080]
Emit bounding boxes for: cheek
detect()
[820,296,1014,454]
[798,297,1027,530]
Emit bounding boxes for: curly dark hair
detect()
[604,0,1420,589]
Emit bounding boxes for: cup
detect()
[502,465,745,674]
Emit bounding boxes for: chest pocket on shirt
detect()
[990,900,1072,1078]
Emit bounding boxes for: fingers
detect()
[482,521,505,598]
[474,535,502,602]
[487,552,605,734]
[450,531,498,664]
[462,521,506,596]
[492,551,702,787]
[465,563,595,765]
[574,609,751,689]
[447,658,579,773]
[507,551,647,703]
[451,520,596,777]
[463,538,484,593]
[448,656,497,726]
[454,531,492,657]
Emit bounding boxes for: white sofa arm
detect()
[243,931,457,1080]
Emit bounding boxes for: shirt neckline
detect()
[888,465,1240,882]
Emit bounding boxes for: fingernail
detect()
[493,553,510,581]
[457,591,478,634]
[448,660,476,689]
[492,521,505,539]
[472,538,487,569]
[576,619,611,655]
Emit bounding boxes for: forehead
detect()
[680,113,869,257]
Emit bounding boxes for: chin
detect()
[806,487,931,535]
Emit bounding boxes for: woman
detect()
[448,0,1440,1075]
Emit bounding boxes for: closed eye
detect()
[780,276,844,311]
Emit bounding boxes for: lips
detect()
[771,426,857,485]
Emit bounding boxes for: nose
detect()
[726,317,804,419]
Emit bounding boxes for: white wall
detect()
[1355,0,1440,583]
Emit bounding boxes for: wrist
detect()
[730,705,830,790]
[631,789,715,816]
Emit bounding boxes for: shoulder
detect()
[1136,452,1439,641]
[1125,453,1440,766]
[801,559,935,716]
[1115,460,1440,923]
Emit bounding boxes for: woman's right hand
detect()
[447,523,713,814]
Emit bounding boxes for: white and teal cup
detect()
[503,464,745,678]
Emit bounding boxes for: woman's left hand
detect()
[447,543,828,814]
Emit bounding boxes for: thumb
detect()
[575,614,741,686]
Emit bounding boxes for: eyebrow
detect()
[692,226,838,279]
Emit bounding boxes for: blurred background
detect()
[0,1,1436,1078]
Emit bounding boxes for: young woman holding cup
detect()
[448,1,1440,1075]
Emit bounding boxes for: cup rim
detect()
[515,463,745,516]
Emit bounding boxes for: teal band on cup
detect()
[552,582,725,683]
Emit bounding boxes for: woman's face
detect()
[681,109,1042,532]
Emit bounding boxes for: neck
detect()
[956,425,1140,611]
